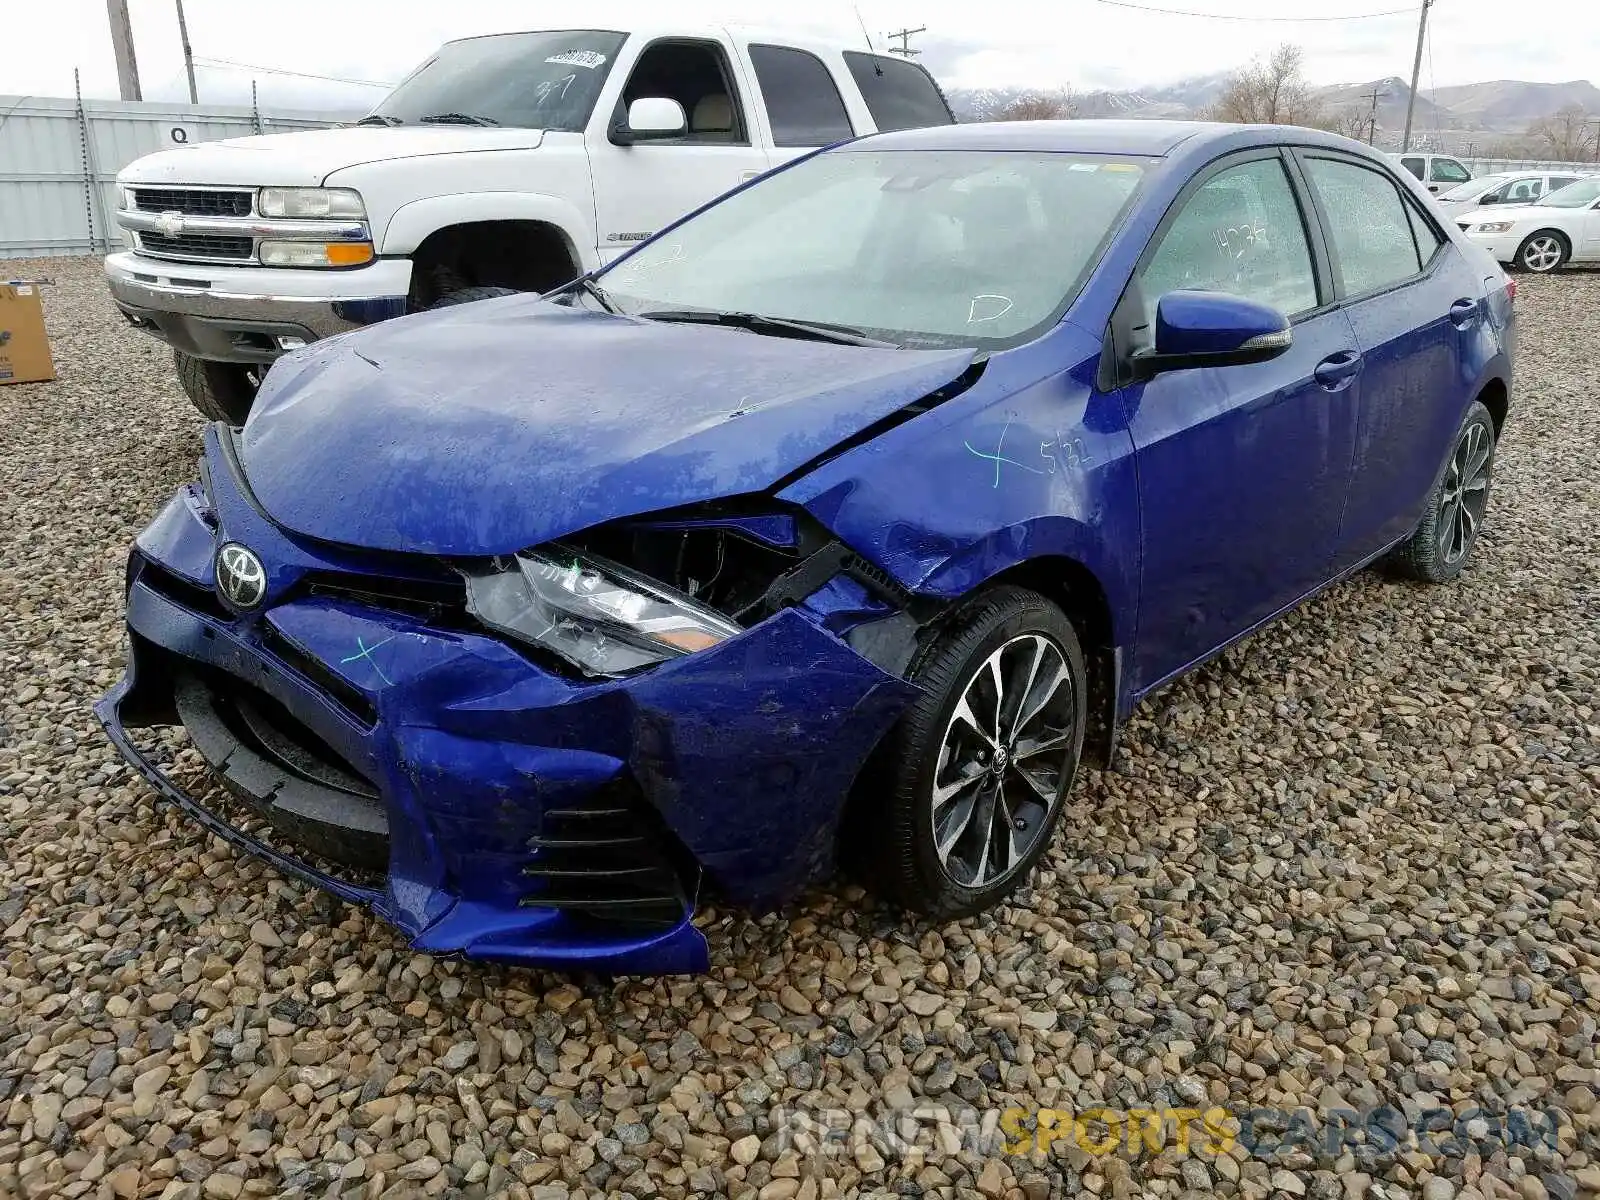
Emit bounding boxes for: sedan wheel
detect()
[1517,232,1567,273]
[932,634,1075,889]
[1387,400,1496,583]
[850,586,1086,918]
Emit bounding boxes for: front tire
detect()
[857,586,1086,919]
[428,286,521,310]
[173,351,256,424]
[1514,231,1568,273]
[1388,401,1496,583]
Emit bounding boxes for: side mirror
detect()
[1479,192,1500,204]
[611,97,686,145]
[1132,290,1292,381]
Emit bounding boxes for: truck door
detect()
[587,37,771,264]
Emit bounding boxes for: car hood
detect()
[240,296,977,556]
[118,126,546,188]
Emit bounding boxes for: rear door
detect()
[1297,151,1476,565]
[743,43,858,168]
[587,36,772,262]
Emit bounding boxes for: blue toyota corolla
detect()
[99,121,1514,974]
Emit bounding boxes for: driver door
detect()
[1118,151,1362,691]
[587,37,772,264]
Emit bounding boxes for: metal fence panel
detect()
[0,95,343,260]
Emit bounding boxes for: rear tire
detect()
[173,351,256,424]
[1513,231,1568,273]
[852,586,1086,919]
[1387,401,1496,583]
[428,286,521,310]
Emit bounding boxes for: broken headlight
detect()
[463,548,743,677]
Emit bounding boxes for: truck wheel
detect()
[174,352,256,425]
[428,286,521,310]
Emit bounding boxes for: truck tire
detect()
[428,286,521,310]
[174,351,257,425]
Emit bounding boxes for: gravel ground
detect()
[1,257,1597,1200]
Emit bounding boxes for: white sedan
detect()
[1455,176,1600,272]
[1434,170,1590,216]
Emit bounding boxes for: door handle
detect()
[1314,350,1363,390]
[1448,298,1480,328]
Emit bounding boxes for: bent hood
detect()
[241,296,976,556]
[119,126,545,188]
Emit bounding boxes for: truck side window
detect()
[1400,156,1425,181]
[619,40,750,144]
[842,52,954,132]
[749,45,855,147]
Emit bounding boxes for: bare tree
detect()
[996,89,1076,121]
[1526,104,1598,162]
[1331,108,1373,143]
[1206,44,1327,128]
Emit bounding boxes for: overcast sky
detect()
[7,0,1596,111]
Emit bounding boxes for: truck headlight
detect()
[258,240,374,268]
[1474,221,1515,234]
[463,548,742,677]
[257,186,366,219]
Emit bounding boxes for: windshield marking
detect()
[967,295,1015,324]
[545,51,606,68]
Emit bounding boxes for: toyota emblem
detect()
[215,543,267,610]
[153,210,186,237]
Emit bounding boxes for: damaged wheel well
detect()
[407,220,580,310]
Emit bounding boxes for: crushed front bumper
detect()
[95,431,918,974]
[104,251,412,364]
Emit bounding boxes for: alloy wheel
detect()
[930,633,1077,888]
[1521,235,1564,272]
[1439,420,1492,565]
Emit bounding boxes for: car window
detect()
[1504,177,1542,203]
[1549,175,1581,190]
[1438,177,1499,202]
[619,39,749,145]
[1304,157,1422,296]
[748,45,855,147]
[842,52,954,131]
[1429,158,1471,184]
[1400,156,1425,180]
[1406,201,1444,266]
[1139,157,1318,325]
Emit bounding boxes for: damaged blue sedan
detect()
[99,121,1514,973]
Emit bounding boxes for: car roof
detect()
[854,119,1385,160]
[433,24,907,54]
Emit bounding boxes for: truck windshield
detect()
[367,31,627,131]
[599,150,1150,351]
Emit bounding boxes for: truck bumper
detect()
[105,251,413,364]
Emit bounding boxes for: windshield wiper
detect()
[546,275,619,314]
[353,114,402,127]
[419,112,500,126]
[639,309,895,348]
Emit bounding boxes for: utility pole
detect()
[1400,0,1432,153]
[885,26,926,57]
[106,0,142,101]
[1362,84,1386,145]
[175,0,198,104]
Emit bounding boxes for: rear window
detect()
[842,52,953,132]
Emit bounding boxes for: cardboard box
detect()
[0,282,56,385]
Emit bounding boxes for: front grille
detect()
[522,780,695,930]
[137,231,254,262]
[299,570,468,624]
[132,187,253,218]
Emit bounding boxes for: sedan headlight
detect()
[1474,221,1515,234]
[257,186,366,219]
[463,548,743,677]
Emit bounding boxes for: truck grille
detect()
[131,187,253,218]
[136,231,254,263]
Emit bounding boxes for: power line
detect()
[885,26,927,56]
[191,57,394,89]
[1090,0,1412,20]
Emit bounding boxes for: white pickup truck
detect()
[106,24,955,420]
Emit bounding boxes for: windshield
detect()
[1438,176,1504,202]
[367,31,626,130]
[1539,177,1600,207]
[599,150,1150,350]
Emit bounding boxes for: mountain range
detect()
[946,77,1600,151]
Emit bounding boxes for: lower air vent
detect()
[521,781,694,930]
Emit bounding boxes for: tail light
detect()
[1504,277,1517,304]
